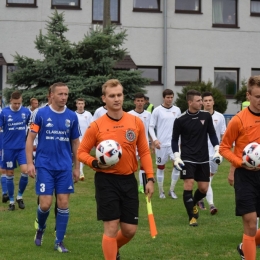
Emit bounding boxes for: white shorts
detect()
[155,146,174,165]
[209,157,218,174]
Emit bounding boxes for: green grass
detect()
[0,159,257,260]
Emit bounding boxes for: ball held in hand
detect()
[96,139,122,166]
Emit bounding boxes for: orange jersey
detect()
[77,112,154,178]
[220,108,260,168]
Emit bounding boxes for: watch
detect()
[92,160,100,169]
[147,178,155,183]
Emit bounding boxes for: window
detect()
[51,0,81,9]
[212,0,238,28]
[175,66,201,85]
[175,0,201,14]
[133,0,161,12]
[92,0,120,24]
[214,68,239,98]
[251,0,260,16]
[6,64,17,83]
[6,0,37,7]
[251,68,260,76]
[138,66,162,85]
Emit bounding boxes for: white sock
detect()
[206,176,214,205]
[80,162,84,175]
[156,169,164,193]
[170,168,179,192]
[139,170,145,186]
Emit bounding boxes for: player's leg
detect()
[194,163,209,205]
[181,163,197,226]
[95,172,121,259]
[117,173,138,259]
[3,150,17,210]
[204,159,218,214]
[34,167,54,246]
[169,148,179,199]
[16,149,29,209]
[155,148,167,198]
[79,162,85,181]
[234,167,259,259]
[138,165,145,194]
[54,169,74,252]
[1,169,9,203]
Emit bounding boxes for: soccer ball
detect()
[96,139,122,166]
[242,142,260,167]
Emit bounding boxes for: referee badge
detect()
[125,129,136,142]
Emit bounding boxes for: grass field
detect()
[0,159,258,260]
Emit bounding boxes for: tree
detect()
[234,78,247,105]
[6,10,149,112]
[175,81,228,114]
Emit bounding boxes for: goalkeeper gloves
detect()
[173,152,185,171]
[213,145,223,165]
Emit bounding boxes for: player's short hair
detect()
[76,98,85,103]
[30,97,38,104]
[134,93,145,99]
[202,91,214,100]
[144,96,149,101]
[50,82,68,93]
[162,89,174,98]
[102,79,123,95]
[248,76,260,94]
[11,91,22,100]
[186,89,201,101]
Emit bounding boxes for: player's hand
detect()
[228,165,235,186]
[242,162,260,171]
[27,163,36,178]
[173,152,184,171]
[73,168,80,183]
[153,140,161,150]
[145,181,154,201]
[98,162,114,169]
[213,145,223,165]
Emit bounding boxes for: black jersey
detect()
[172,110,218,163]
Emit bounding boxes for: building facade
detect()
[1,0,260,114]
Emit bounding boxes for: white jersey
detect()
[149,105,181,147]
[92,106,107,121]
[75,110,93,140]
[208,110,226,157]
[128,110,151,143]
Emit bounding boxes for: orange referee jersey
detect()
[220,108,260,168]
[77,112,154,178]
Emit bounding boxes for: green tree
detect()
[234,78,247,105]
[6,10,149,112]
[175,81,228,114]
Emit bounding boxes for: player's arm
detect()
[71,138,80,182]
[26,130,37,178]
[148,111,160,149]
[137,121,154,199]
[219,117,242,167]
[77,122,99,168]
[171,119,184,170]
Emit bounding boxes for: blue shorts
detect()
[36,167,74,195]
[2,149,23,170]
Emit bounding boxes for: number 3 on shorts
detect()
[40,183,45,192]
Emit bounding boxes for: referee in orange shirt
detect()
[220,75,260,260]
[77,79,154,260]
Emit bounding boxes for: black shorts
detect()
[180,162,210,182]
[95,171,139,224]
[234,167,260,217]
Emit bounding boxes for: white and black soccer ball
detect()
[242,142,260,167]
[96,139,122,166]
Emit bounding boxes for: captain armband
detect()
[30,123,40,133]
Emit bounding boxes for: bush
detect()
[175,81,228,114]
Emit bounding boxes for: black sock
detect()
[193,189,206,206]
[183,190,194,220]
